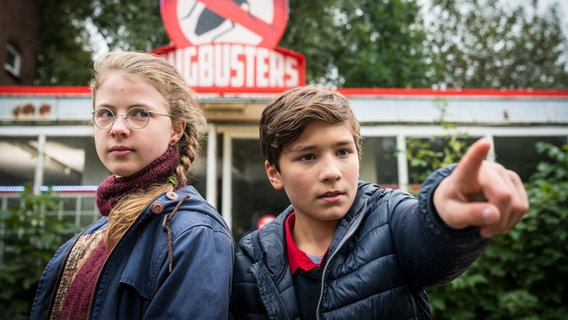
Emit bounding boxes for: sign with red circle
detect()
[161,0,288,49]
[157,0,304,93]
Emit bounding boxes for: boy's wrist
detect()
[420,165,484,238]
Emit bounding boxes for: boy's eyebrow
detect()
[289,139,354,153]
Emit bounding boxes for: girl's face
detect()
[93,72,182,177]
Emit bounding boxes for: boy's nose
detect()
[320,157,342,182]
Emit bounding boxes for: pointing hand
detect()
[433,139,530,238]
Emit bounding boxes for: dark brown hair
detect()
[260,86,362,171]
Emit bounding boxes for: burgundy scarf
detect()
[95,147,184,216]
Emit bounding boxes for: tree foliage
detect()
[34,0,568,89]
[35,0,94,86]
[281,0,431,87]
[34,0,169,86]
[424,0,568,89]
[429,142,568,319]
[88,0,170,52]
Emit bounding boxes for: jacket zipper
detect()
[315,200,367,320]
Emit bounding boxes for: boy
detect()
[231,86,529,319]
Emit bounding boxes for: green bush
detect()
[0,184,80,320]
[429,142,568,319]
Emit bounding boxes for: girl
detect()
[31,51,234,319]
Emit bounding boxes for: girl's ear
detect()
[265,160,283,190]
[170,120,186,145]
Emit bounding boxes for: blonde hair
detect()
[90,51,207,247]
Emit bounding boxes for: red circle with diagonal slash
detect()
[161,0,288,49]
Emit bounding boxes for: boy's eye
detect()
[299,154,316,161]
[337,149,351,156]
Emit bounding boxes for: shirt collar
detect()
[285,212,328,275]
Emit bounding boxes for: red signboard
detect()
[158,0,305,93]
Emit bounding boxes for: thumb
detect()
[446,201,500,228]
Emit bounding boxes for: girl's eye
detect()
[337,149,351,156]
[96,108,114,118]
[129,108,151,119]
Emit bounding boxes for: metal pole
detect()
[206,124,218,208]
[33,134,46,195]
[396,134,408,192]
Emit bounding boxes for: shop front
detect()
[1,86,567,239]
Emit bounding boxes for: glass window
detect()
[187,142,208,198]
[0,136,92,187]
[360,137,399,186]
[494,136,567,181]
[405,136,478,185]
[42,138,86,186]
[4,43,21,78]
[231,139,288,241]
[0,137,37,185]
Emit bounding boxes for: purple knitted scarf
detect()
[96,147,184,216]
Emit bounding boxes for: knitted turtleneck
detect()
[96,147,183,216]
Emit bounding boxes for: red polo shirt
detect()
[285,212,328,274]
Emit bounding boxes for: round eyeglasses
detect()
[92,107,172,130]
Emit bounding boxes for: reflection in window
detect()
[231,139,288,241]
[494,136,567,182]
[405,136,477,184]
[360,137,399,187]
[4,43,21,78]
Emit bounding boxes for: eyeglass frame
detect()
[91,106,172,130]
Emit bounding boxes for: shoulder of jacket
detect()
[143,187,231,236]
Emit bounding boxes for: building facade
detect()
[1,86,567,238]
[0,0,41,85]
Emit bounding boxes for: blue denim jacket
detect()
[31,186,234,319]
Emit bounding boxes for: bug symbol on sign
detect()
[181,0,251,41]
[163,0,288,49]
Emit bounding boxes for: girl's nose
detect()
[110,116,130,136]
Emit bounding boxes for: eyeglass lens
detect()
[93,107,151,129]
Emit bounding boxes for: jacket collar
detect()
[240,181,379,278]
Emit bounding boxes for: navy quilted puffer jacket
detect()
[231,165,490,320]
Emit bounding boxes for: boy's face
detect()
[266,120,359,224]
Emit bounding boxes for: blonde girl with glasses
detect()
[31,51,234,319]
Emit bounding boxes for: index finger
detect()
[452,138,492,186]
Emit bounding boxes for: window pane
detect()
[231,139,288,240]
[0,137,37,185]
[360,137,399,186]
[405,136,477,184]
[494,136,567,181]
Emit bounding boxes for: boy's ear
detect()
[265,160,283,190]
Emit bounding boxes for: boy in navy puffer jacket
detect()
[231,86,529,320]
